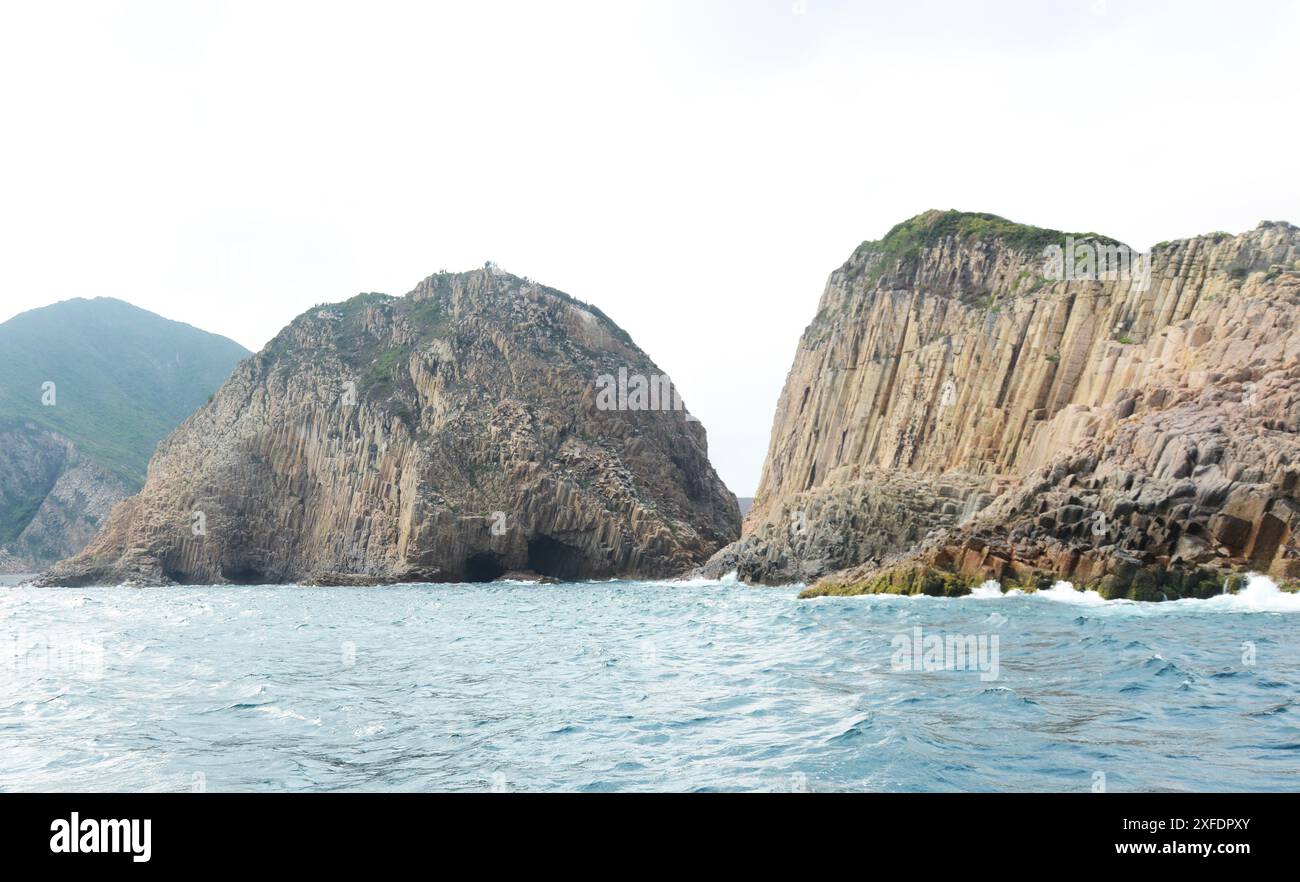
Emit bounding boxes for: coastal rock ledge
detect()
[699,210,1300,600]
[40,268,739,586]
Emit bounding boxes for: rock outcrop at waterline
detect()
[701,210,1300,600]
[40,268,740,586]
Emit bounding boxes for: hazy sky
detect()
[2,1,1297,495]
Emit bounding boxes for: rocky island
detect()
[40,268,739,586]
[701,211,1300,600]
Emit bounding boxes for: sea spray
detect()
[969,580,1005,599]
[1034,581,1107,605]
[1202,573,1300,612]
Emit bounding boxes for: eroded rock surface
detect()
[0,423,133,572]
[702,211,1300,599]
[41,268,739,586]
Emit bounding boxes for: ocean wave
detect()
[969,580,1013,599]
[1032,581,1108,605]
[5,574,1298,792]
[660,570,759,589]
[853,571,1297,611]
[1180,574,1300,613]
[968,572,1300,612]
[254,705,321,725]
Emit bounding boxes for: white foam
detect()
[969,572,1299,612]
[255,705,321,725]
[969,580,1004,599]
[1193,573,1300,612]
[661,570,750,589]
[1033,581,1108,605]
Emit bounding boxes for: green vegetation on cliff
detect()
[863,209,1122,261]
[815,210,1130,337]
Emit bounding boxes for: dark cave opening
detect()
[221,564,266,585]
[161,565,191,584]
[463,552,506,583]
[527,535,587,581]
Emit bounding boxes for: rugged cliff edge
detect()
[701,210,1300,600]
[40,268,739,586]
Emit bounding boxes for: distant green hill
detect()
[0,297,250,487]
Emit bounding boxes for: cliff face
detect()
[41,268,739,586]
[704,211,1300,599]
[0,423,131,571]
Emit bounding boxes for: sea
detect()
[2,573,1298,792]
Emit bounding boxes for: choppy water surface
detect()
[2,576,1298,792]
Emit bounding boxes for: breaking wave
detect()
[1187,573,1300,613]
[986,573,1300,612]
[663,570,748,589]
[1032,581,1108,605]
[969,580,1009,599]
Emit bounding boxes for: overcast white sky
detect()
[2,1,1297,495]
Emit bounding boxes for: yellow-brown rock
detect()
[702,210,1300,599]
[40,268,739,586]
